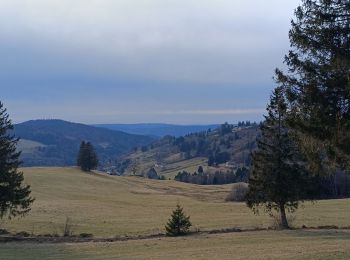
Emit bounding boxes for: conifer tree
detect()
[0,102,34,220]
[275,0,350,169]
[165,203,192,236]
[77,141,86,167]
[77,141,98,172]
[198,166,204,175]
[246,88,315,229]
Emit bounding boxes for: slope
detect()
[14,119,154,166]
[115,124,259,179]
[4,167,350,239]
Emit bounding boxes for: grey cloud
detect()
[0,0,299,84]
[1,0,301,123]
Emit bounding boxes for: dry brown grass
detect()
[1,230,350,259]
[3,167,350,239]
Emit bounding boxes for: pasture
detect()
[1,167,349,259]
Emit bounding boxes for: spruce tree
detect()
[0,102,34,220]
[77,141,86,168]
[77,141,98,172]
[275,0,350,169]
[165,203,192,236]
[246,87,315,229]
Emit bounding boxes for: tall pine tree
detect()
[77,141,98,172]
[275,0,350,169]
[0,102,34,220]
[77,141,86,168]
[246,87,315,229]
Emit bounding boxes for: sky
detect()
[0,0,301,124]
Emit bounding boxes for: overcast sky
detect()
[1,0,301,124]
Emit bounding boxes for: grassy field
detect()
[1,230,350,259]
[2,167,350,237]
[1,167,350,259]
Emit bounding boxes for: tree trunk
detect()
[280,204,289,229]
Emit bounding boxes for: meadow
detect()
[1,230,350,259]
[1,167,350,259]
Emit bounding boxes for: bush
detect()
[225,183,249,202]
[15,231,31,237]
[79,233,93,238]
[165,204,192,236]
[0,229,9,235]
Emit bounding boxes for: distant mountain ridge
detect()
[93,123,220,137]
[14,119,154,167]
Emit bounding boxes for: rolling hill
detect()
[93,123,220,137]
[114,123,259,179]
[14,119,154,166]
[6,167,350,237]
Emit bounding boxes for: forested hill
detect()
[114,122,259,179]
[93,123,220,137]
[14,119,154,166]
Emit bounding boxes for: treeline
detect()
[175,166,249,185]
[317,172,350,199]
[237,121,258,127]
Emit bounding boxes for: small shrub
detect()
[16,231,31,237]
[42,234,54,237]
[165,204,192,236]
[0,229,9,235]
[79,233,93,238]
[225,183,249,202]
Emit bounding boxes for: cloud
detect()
[1,0,301,123]
[0,0,299,84]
